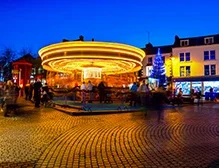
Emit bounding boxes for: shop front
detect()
[173,76,219,99]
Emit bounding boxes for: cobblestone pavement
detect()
[0,100,219,168]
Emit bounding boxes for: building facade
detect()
[143,34,219,95]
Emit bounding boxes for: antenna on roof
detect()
[147,31,150,43]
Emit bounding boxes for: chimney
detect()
[79,35,84,41]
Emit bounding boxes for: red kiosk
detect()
[12,54,33,96]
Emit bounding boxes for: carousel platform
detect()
[53,100,144,115]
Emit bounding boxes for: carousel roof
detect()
[38,41,145,75]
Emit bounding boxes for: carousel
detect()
[38,40,145,88]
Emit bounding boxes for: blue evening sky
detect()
[0,0,218,55]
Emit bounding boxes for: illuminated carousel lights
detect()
[47,59,137,74]
[43,56,142,67]
[39,41,145,60]
[40,49,144,62]
[39,41,145,75]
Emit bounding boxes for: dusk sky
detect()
[0,0,218,55]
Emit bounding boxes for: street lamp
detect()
[169,53,174,77]
[169,53,175,92]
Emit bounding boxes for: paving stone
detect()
[0,99,219,167]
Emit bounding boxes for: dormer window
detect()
[180,40,189,47]
[204,37,214,44]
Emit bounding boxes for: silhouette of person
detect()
[151,87,168,122]
[98,81,105,103]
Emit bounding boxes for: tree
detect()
[0,47,17,81]
[150,48,167,87]
[18,47,33,58]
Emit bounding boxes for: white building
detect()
[142,34,219,97]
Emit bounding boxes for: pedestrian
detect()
[29,82,34,101]
[87,81,93,103]
[98,81,105,103]
[196,90,202,106]
[129,82,138,107]
[33,79,42,107]
[80,82,87,103]
[177,88,183,106]
[151,87,168,122]
[24,83,30,100]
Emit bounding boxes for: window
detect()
[180,40,189,47]
[180,53,184,62]
[180,66,184,76]
[211,65,216,75]
[180,66,190,77]
[179,52,190,62]
[204,64,216,75]
[148,57,152,64]
[186,66,190,76]
[38,67,42,74]
[204,37,214,44]
[204,65,209,75]
[31,68,36,75]
[204,50,216,60]
[185,52,190,61]
[210,50,216,60]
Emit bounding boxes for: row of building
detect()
[7,33,219,95]
[141,34,219,95]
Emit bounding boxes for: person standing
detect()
[24,83,30,100]
[177,88,183,106]
[196,90,202,106]
[138,80,149,106]
[87,81,93,103]
[33,79,42,107]
[129,82,138,107]
[98,81,105,103]
[72,86,78,103]
[151,87,168,122]
[80,82,87,103]
[29,82,34,101]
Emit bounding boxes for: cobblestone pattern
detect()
[0,103,219,167]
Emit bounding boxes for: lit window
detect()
[204,64,216,75]
[211,65,216,75]
[186,66,190,76]
[31,68,36,75]
[180,66,184,76]
[180,66,190,77]
[204,65,209,75]
[38,67,42,74]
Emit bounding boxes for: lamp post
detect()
[170,53,173,77]
[169,53,175,95]
[18,68,22,97]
